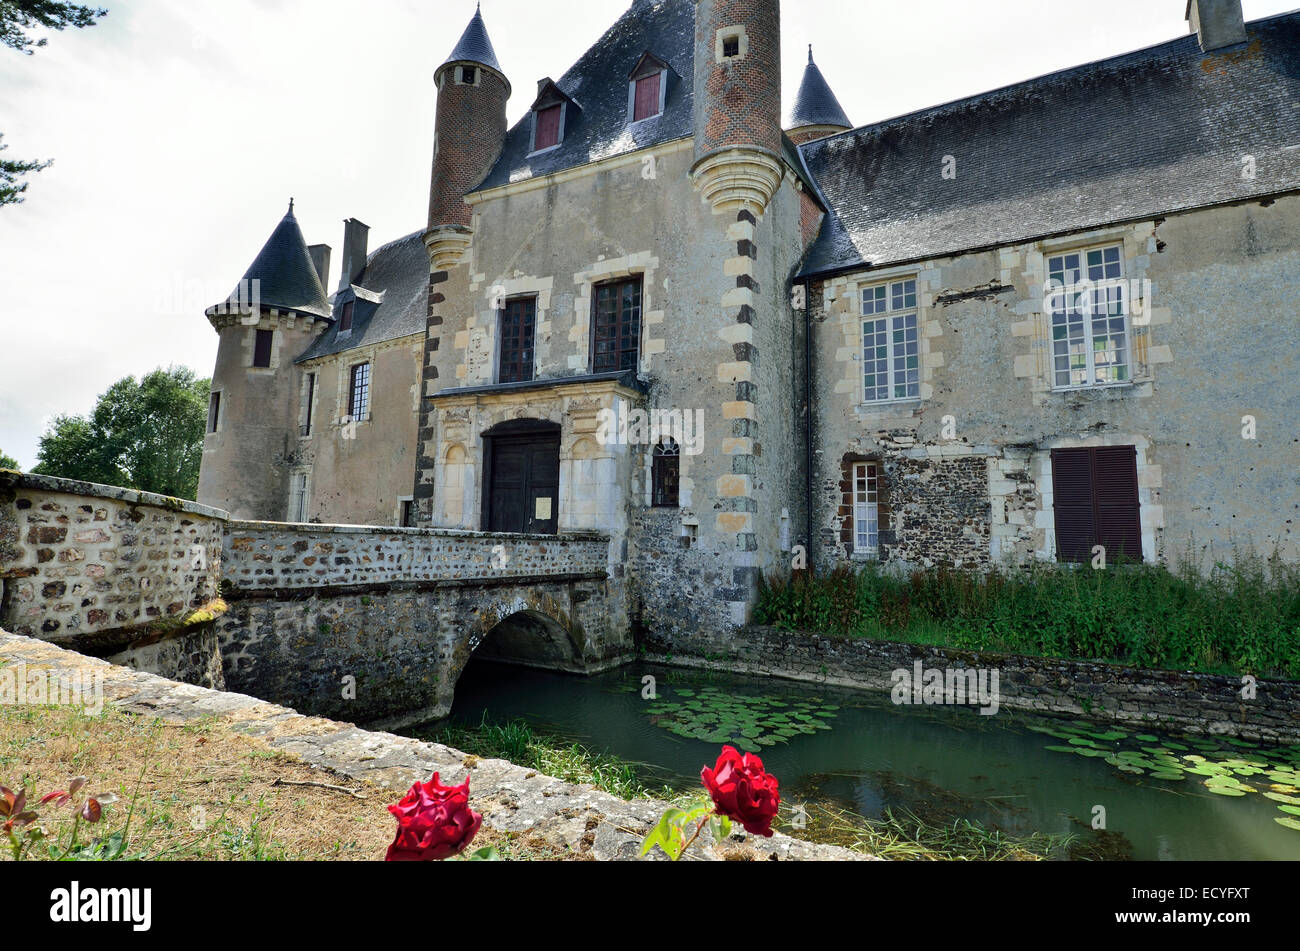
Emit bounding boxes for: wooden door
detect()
[485,424,560,535]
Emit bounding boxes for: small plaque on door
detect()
[535,497,552,520]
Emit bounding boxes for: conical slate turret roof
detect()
[442,4,503,74]
[215,201,332,320]
[789,46,851,130]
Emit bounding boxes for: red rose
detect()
[701,745,780,837]
[385,772,483,861]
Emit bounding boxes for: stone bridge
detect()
[0,472,623,729]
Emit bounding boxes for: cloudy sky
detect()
[0,0,1293,468]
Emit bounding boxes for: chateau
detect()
[197,0,1300,644]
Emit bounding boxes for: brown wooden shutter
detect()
[535,105,562,150]
[634,72,661,121]
[1051,448,1096,563]
[1093,445,1142,563]
[340,300,354,332]
[1051,446,1141,563]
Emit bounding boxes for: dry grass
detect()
[0,703,570,861]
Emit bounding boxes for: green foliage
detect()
[645,684,836,751]
[427,715,673,801]
[0,448,18,470]
[1,1,106,54]
[34,366,210,499]
[755,555,1300,679]
[0,133,51,207]
[2,3,107,205]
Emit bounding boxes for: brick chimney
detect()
[308,244,331,292]
[1186,0,1246,52]
[337,219,369,293]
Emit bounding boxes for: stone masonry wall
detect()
[0,472,224,654]
[643,624,1300,743]
[221,521,608,591]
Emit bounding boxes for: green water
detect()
[427,660,1300,861]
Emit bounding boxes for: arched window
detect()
[652,438,680,508]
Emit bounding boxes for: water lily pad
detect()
[1148,770,1185,781]
[1134,734,1159,742]
[1204,786,1247,797]
[1274,817,1300,832]
[1263,792,1300,805]
[1276,805,1300,817]
[1117,764,1145,774]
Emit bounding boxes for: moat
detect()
[414,660,1300,861]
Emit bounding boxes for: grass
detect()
[0,702,569,861]
[755,551,1300,679]
[424,714,678,801]
[785,802,1077,861]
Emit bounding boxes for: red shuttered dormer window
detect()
[633,72,661,121]
[534,105,562,151]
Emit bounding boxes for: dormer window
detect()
[456,65,478,85]
[529,79,580,155]
[628,52,670,124]
[339,300,354,334]
[534,104,563,151]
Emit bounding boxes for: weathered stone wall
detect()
[197,309,329,521]
[811,196,1300,574]
[0,472,225,672]
[293,334,425,527]
[217,521,618,728]
[643,624,1300,743]
[217,575,610,730]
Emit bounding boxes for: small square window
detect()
[722,35,740,58]
[458,65,477,85]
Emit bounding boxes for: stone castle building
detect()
[198,0,1300,643]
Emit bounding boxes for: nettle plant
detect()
[641,746,781,861]
[2,776,119,861]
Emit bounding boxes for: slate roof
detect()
[296,231,430,362]
[797,11,1300,279]
[789,47,851,130]
[443,4,503,76]
[476,0,694,191]
[215,203,332,320]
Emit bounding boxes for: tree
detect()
[1,1,107,206]
[1,1,106,55]
[0,449,20,470]
[34,367,211,500]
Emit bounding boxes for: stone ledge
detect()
[0,470,229,521]
[0,631,863,862]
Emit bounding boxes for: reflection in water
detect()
[414,659,1300,861]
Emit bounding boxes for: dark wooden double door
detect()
[484,421,560,535]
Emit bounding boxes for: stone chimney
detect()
[1186,0,1246,52]
[337,219,369,293]
[308,244,331,292]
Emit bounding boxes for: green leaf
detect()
[464,846,502,861]
[708,814,732,845]
[640,807,688,860]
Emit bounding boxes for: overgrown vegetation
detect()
[755,554,1300,679]
[426,715,677,802]
[786,802,1075,861]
